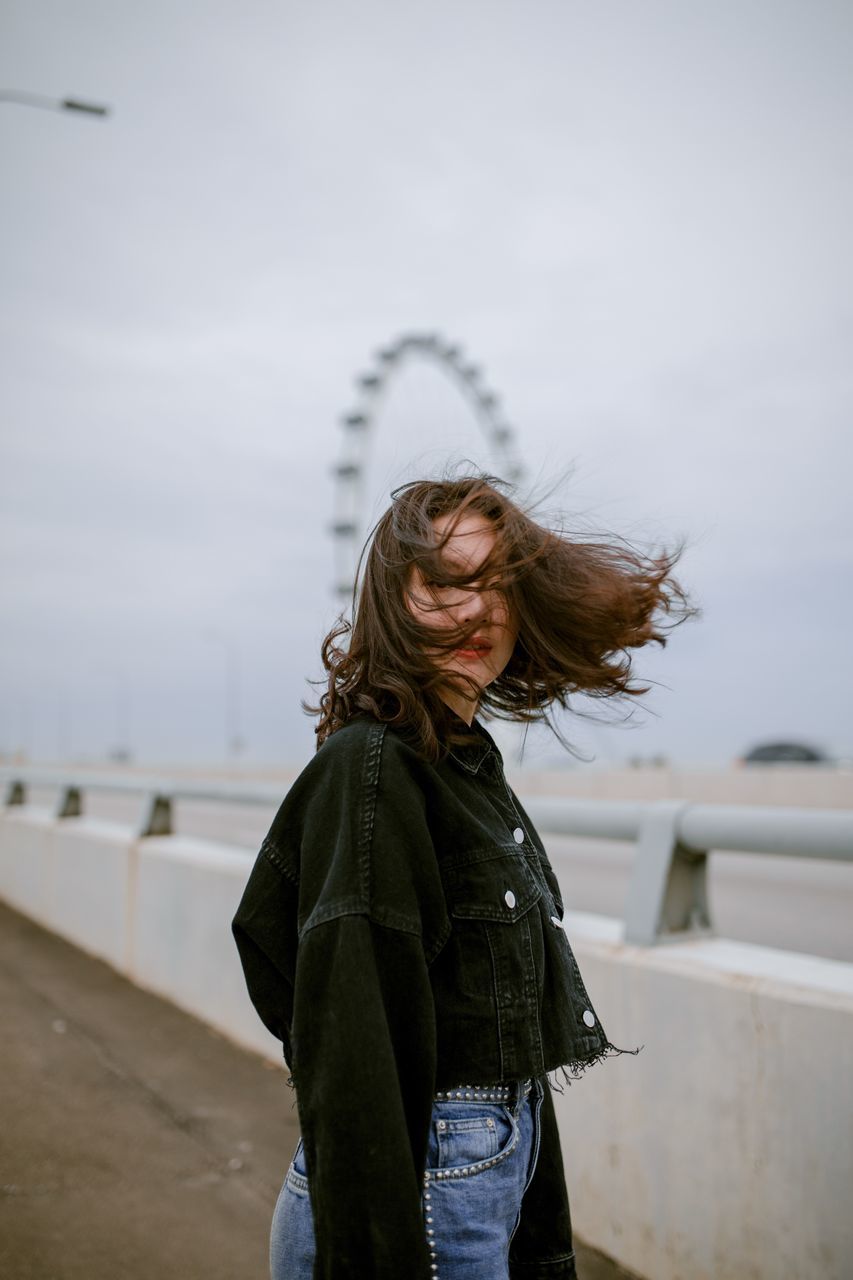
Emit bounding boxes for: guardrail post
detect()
[56,786,82,818]
[4,780,25,806]
[624,800,712,945]
[139,794,173,837]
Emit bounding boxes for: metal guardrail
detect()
[2,768,852,947]
[522,797,853,945]
[0,769,284,838]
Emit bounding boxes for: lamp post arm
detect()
[0,89,110,116]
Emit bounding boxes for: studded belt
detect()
[432,1078,532,1104]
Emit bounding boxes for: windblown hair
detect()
[305,472,698,762]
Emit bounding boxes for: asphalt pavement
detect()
[0,901,635,1280]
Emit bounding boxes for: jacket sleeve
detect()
[232,722,447,1279]
[231,838,298,1066]
[292,912,437,1279]
[509,1080,578,1279]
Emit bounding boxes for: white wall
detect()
[1,806,851,1280]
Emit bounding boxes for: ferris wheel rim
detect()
[331,330,525,602]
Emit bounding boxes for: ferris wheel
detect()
[331,331,526,601]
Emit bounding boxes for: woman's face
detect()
[405,511,519,722]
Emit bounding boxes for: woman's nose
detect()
[453,588,487,624]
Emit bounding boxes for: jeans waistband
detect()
[433,1078,533,1105]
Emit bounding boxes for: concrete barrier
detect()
[131,834,277,1060]
[553,909,853,1280]
[1,807,851,1279]
[0,809,55,929]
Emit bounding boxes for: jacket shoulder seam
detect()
[358,721,386,901]
[371,725,450,965]
[259,835,298,884]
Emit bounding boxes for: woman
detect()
[232,473,694,1279]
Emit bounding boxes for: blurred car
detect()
[737,741,830,765]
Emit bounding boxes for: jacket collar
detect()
[445,709,499,775]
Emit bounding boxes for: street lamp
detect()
[0,89,110,117]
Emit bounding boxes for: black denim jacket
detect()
[232,711,629,1279]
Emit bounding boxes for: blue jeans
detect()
[270,1077,544,1279]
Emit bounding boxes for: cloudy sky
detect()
[1,0,851,769]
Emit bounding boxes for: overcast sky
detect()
[1,0,851,769]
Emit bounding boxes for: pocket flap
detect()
[446,853,542,922]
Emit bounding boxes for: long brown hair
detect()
[305,471,699,761]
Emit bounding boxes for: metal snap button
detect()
[550,915,562,927]
[512,826,524,843]
[504,889,516,909]
[582,1009,596,1028]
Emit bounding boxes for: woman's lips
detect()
[454,644,492,660]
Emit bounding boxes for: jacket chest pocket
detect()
[444,852,542,1000]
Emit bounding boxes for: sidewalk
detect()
[0,901,635,1279]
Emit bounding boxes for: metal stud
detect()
[433,1081,515,1102]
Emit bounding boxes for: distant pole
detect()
[0,89,110,117]
[225,638,240,762]
[57,693,72,762]
[18,694,32,762]
[204,630,244,764]
[114,673,131,763]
